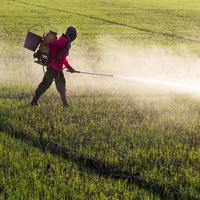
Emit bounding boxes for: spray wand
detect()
[67,70,114,77]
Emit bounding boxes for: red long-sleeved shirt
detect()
[48,34,71,71]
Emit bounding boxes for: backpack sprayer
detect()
[24,25,115,77]
[24,25,57,66]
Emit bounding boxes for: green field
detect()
[1,0,200,199]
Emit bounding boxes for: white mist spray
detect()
[1,37,200,97]
[69,37,200,96]
[115,75,200,94]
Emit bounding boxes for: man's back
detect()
[48,34,70,70]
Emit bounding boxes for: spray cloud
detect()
[1,37,200,97]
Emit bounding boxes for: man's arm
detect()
[64,58,76,73]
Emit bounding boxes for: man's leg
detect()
[55,72,69,106]
[31,68,55,105]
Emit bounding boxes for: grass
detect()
[0,0,200,199]
[1,131,159,200]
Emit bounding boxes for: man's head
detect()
[65,26,77,41]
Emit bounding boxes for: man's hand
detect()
[67,66,76,73]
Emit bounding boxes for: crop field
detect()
[1,0,200,199]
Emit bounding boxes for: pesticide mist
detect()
[70,37,200,97]
[1,37,200,97]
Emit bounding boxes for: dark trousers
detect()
[31,67,68,105]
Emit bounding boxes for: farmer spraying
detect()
[31,26,77,107]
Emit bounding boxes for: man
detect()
[31,26,77,107]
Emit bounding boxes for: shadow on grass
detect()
[0,121,197,200]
